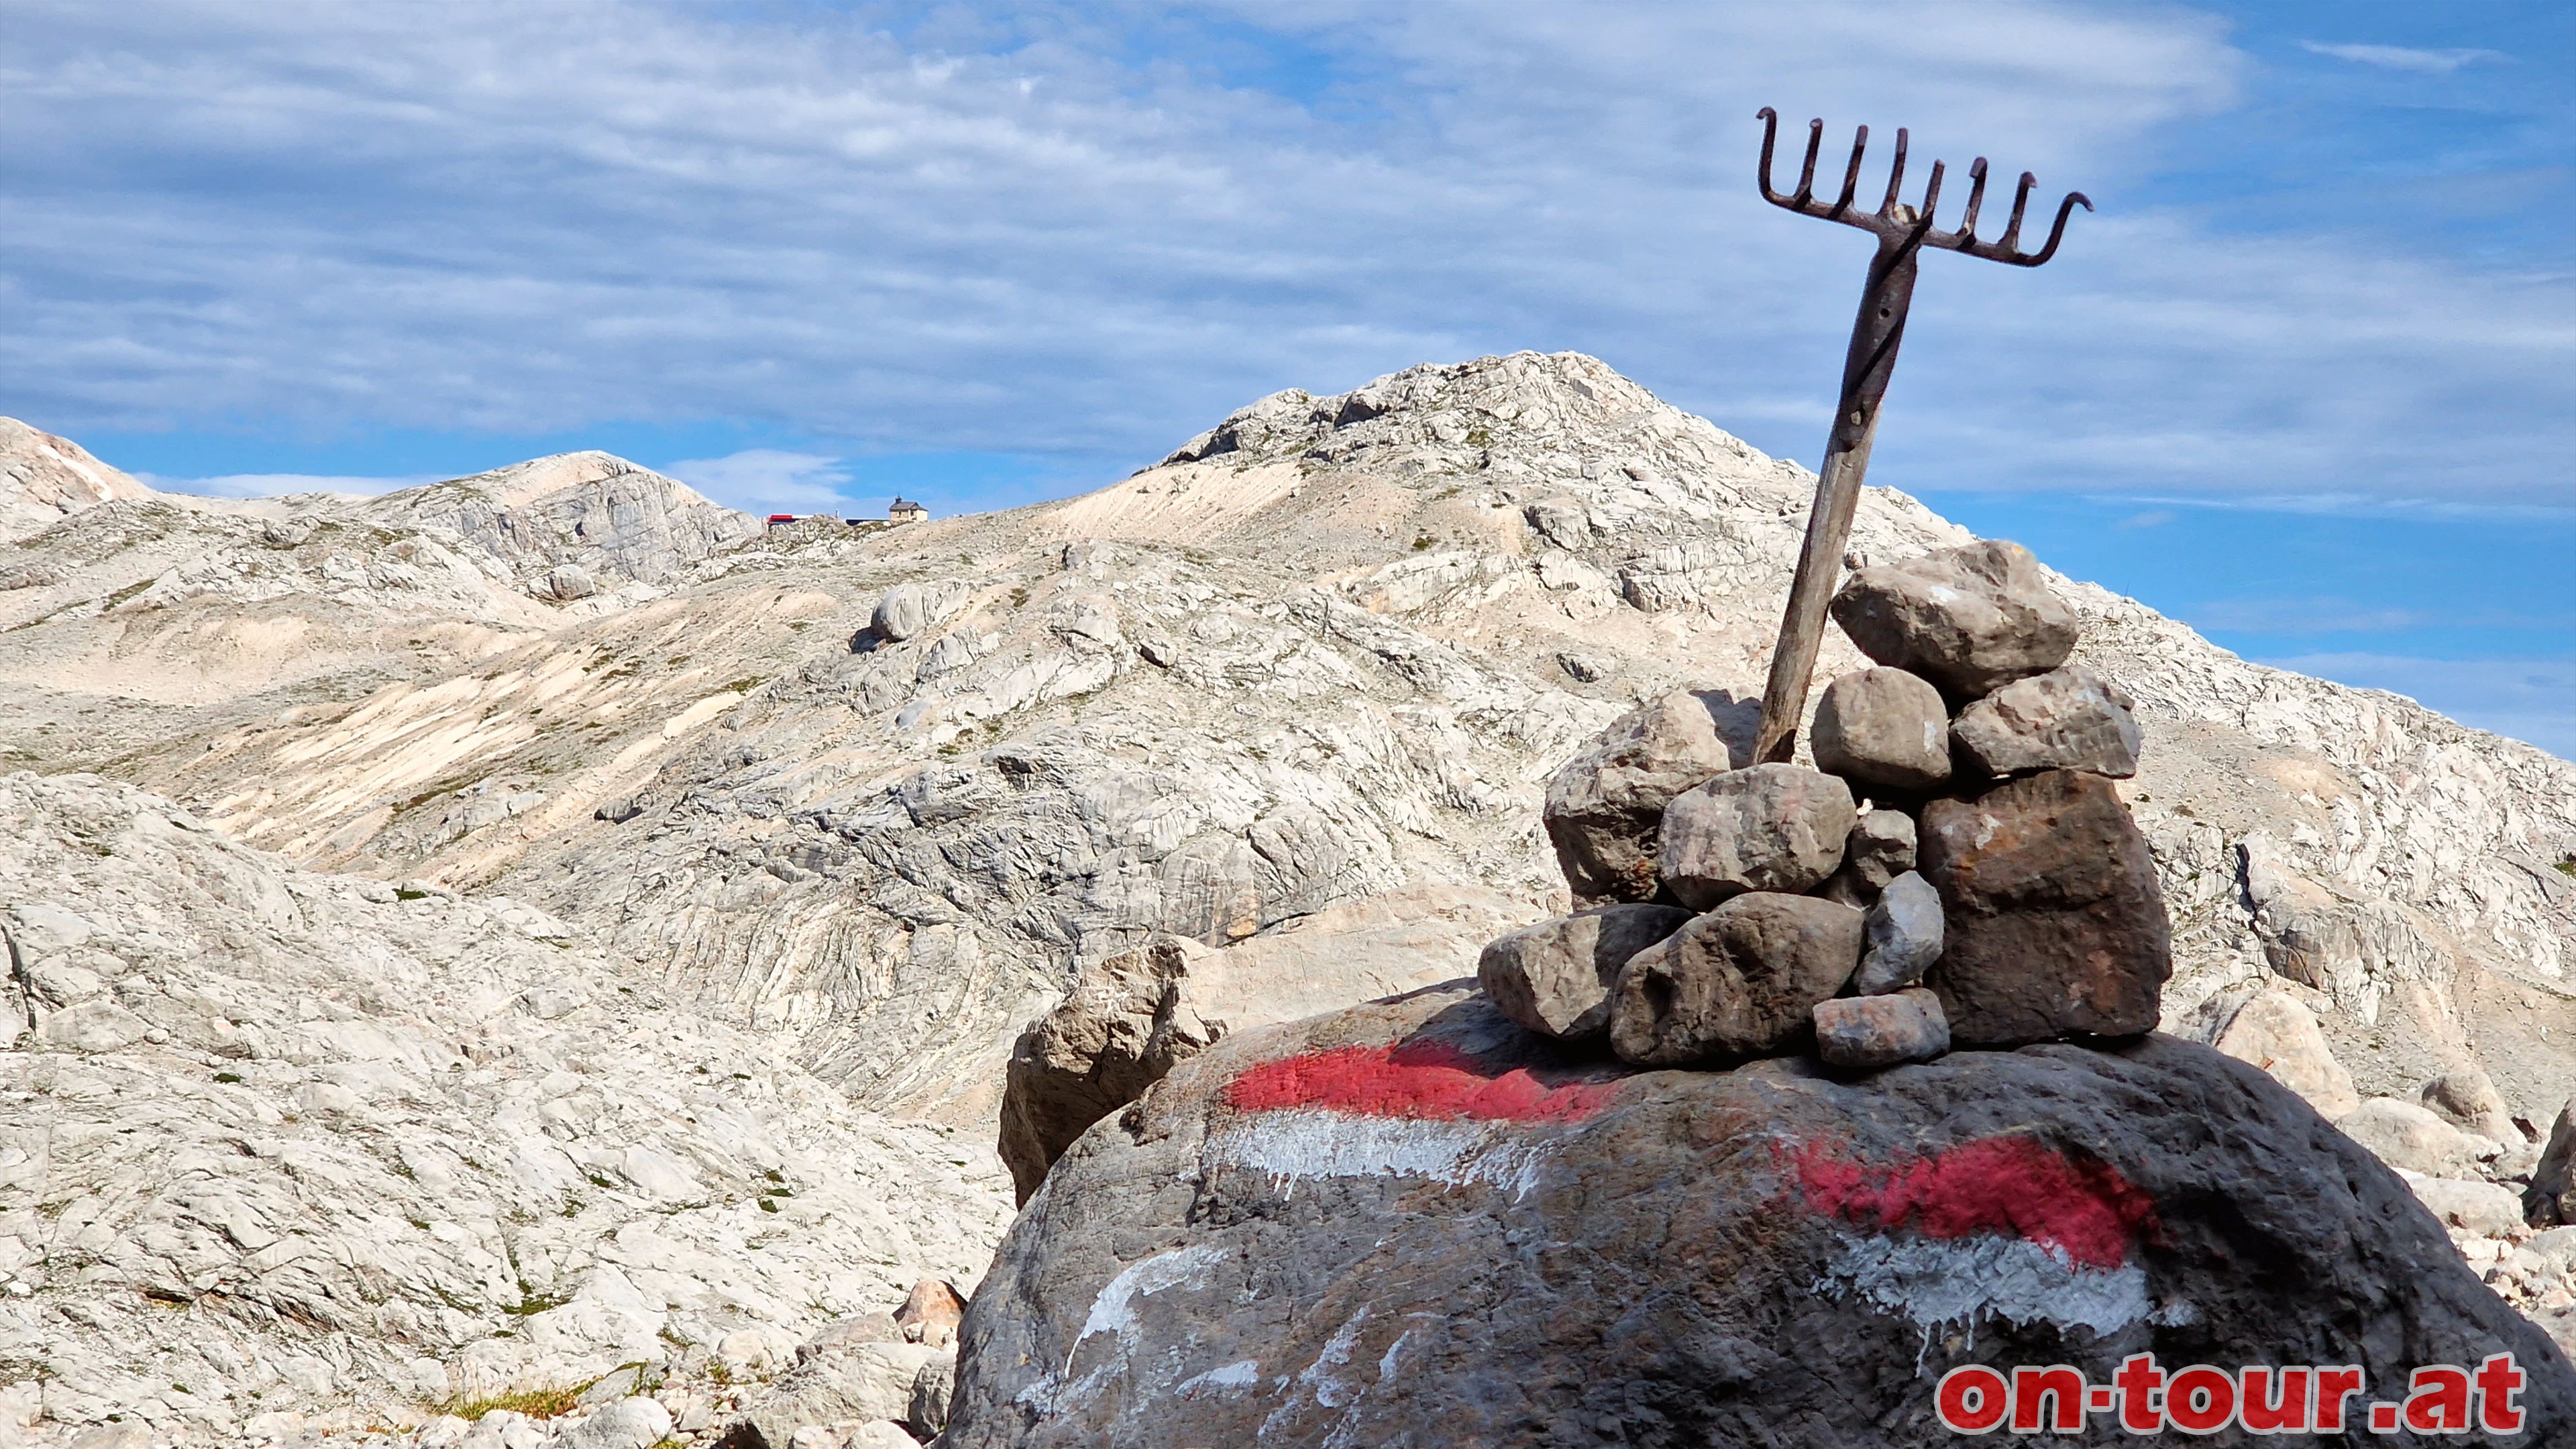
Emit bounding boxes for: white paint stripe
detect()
[1175,1359,1263,1397]
[1076,1243,1227,1348]
[1205,1108,1555,1197]
[1815,1231,2196,1347]
[1015,1244,1232,1413]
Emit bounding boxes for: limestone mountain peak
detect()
[0,415,158,541]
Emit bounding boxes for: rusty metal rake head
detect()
[1755,106,2091,266]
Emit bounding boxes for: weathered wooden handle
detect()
[1751,234,1922,763]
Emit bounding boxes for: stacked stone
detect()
[1481,539,2169,1075]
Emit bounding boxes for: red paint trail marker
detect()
[1790,1136,2159,1269]
[1224,1040,1621,1125]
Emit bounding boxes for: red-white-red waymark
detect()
[1935,1352,2528,1436]
[1792,1136,2187,1341]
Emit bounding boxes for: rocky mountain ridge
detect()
[0,422,157,546]
[2,352,2573,1443]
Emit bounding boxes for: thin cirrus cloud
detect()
[2187,596,2428,636]
[661,450,858,517]
[2263,653,2575,759]
[2298,42,2504,74]
[139,472,439,500]
[1,0,2563,518]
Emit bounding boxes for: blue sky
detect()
[2,1,2569,753]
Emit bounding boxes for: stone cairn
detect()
[1481,539,2171,1071]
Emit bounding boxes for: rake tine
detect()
[1958,158,1990,241]
[1831,125,1868,217]
[1879,128,1909,217]
[2015,191,2094,266]
[1755,107,1783,201]
[1792,118,1825,207]
[1917,158,1945,227]
[1996,170,2038,254]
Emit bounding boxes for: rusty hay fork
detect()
[1748,106,2092,764]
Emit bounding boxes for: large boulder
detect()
[1810,667,1951,792]
[2408,1177,2526,1236]
[1828,540,2078,698]
[996,891,1528,1203]
[2206,989,2359,1120]
[729,1326,949,1449]
[1919,769,2171,1046]
[562,1397,674,1449]
[1478,904,1693,1042]
[1658,764,1855,910]
[2339,1097,2502,1181]
[941,985,2575,1448]
[2419,1067,2521,1146]
[1542,690,1746,903]
[1607,894,1862,1065]
[1950,665,2141,779]
[897,1276,969,1348]
[997,936,1219,1205]
[870,580,967,643]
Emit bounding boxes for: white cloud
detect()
[2266,652,2574,759]
[2298,42,2503,74]
[2076,491,2576,523]
[140,471,437,499]
[0,0,2563,514]
[2190,597,2426,635]
[661,449,854,515]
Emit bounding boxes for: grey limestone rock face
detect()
[5,352,2575,1438]
[1608,892,1862,1065]
[1658,763,1855,910]
[1829,539,2078,698]
[363,449,759,588]
[1543,690,1744,903]
[1920,769,2171,1045]
[1854,869,1943,995]
[1479,902,1692,1041]
[1951,663,2141,779]
[1523,494,1594,551]
[2531,1100,2576,1227]
[0,771,1010,1438]
[941,985,2576,1449]
[1813,987,1949,1069]
[1046,595,1124,653]
[1811,667,1950,792]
